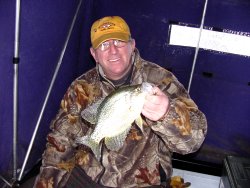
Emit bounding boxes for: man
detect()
[34,16,207,188]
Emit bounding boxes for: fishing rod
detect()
[188,0,209,93]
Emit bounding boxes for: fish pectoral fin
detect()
[91,142,102,161]
[75,136,102,161]
[105,127,131,151]
[135,115,144,133]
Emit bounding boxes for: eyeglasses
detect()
[97,39,127,51]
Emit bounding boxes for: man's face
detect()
[90,39,135,80]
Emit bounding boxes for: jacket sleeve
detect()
[33,80,96,188]
[149,73,207,154]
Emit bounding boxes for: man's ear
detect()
[131,39,136,48]
[130,39,136,52]
[90,47,98,63]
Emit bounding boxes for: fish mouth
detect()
[142,82,154,93]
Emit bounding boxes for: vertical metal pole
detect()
[18,0,82,181]
[187,0,208,93]
[13,0,21,181]
[0,0,21,186]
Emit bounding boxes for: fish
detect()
[75,82,154,161]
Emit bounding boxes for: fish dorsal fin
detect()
[81,98,104,124]
[135,115,144,133]
[104,126,131,151]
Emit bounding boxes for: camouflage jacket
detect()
[34,48,207,188]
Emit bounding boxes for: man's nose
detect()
[109,42,118,54]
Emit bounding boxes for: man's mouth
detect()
[109,58,120,62]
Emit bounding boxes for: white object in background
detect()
[169,24,250,57]
[173,168,221,188]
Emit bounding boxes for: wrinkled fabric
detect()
[34,48,207,188]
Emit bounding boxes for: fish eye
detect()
[135,88,140,92]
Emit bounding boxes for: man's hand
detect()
[142,86,170,121]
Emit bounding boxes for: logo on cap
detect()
[99,22,115,31]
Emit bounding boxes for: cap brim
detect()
[92,32,130,49]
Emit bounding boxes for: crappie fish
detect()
[75,82,153,161]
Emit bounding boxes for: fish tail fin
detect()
[75,136,102,161]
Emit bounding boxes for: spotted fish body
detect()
[76,82,153,160]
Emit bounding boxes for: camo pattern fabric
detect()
[33,48,207,188]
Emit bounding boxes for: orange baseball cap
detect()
[90,16,131,49]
